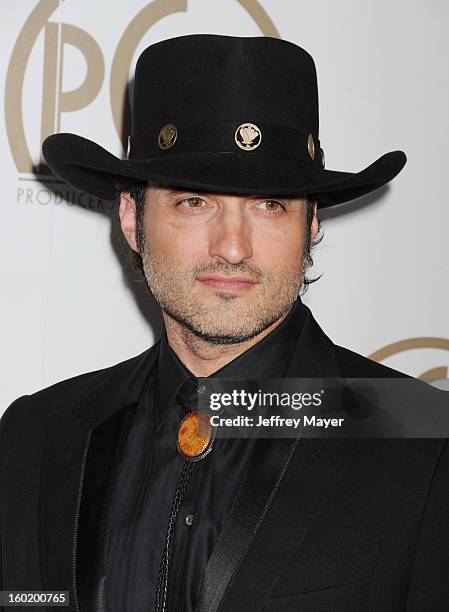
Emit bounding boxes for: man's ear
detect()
[310,200,319,241]
[119,192,139,253]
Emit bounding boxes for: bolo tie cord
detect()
[154,460,195,612]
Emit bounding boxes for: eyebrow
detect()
[161,188,302,200]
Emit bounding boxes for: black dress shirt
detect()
[106,296,306,611]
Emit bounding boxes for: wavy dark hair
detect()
[113,180,324,294]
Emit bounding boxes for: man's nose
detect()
[207,202,253,265]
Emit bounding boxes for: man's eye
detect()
[256,200,285,212]
[177,196,207,209]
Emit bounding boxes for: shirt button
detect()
[185,514,194,526]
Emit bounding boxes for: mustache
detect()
[192,261,265,281]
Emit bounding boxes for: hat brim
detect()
[42,133,406,208]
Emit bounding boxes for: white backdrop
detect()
[1,0,448,412]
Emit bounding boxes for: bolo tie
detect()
[154,383,215,612]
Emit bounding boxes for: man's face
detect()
[120,186,319,344]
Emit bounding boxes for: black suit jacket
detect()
[1,302,449,611]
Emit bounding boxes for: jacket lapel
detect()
[216,437,361,612]
[195,303,358,612]
[39,409,88,602]
[39,343,160,611]
[74,404,138,611]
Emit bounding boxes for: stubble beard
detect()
[140,241,304,345]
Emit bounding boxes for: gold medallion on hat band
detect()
[307,133,315,160]
[177,410,214,461]
[235,122,262,151]
[158,123,177,150]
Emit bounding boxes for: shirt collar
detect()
[156,295,306,419]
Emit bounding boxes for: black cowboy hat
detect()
[42,34,406,208]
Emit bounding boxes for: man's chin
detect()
[161,305,276,345]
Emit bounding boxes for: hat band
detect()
[128,121,323,166]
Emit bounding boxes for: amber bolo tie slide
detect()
[154,410,215,612]
[177,410,214,461]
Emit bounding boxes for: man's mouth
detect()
[195,274,259,292]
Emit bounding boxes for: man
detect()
[1,35,448,612]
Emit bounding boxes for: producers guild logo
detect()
[370,337,449,389]
[5,0,279,209]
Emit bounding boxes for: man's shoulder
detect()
[1,346,156,430]
[332,342,446,408]
[334,343,410,379]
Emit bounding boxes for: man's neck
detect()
[163,311,290,377]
